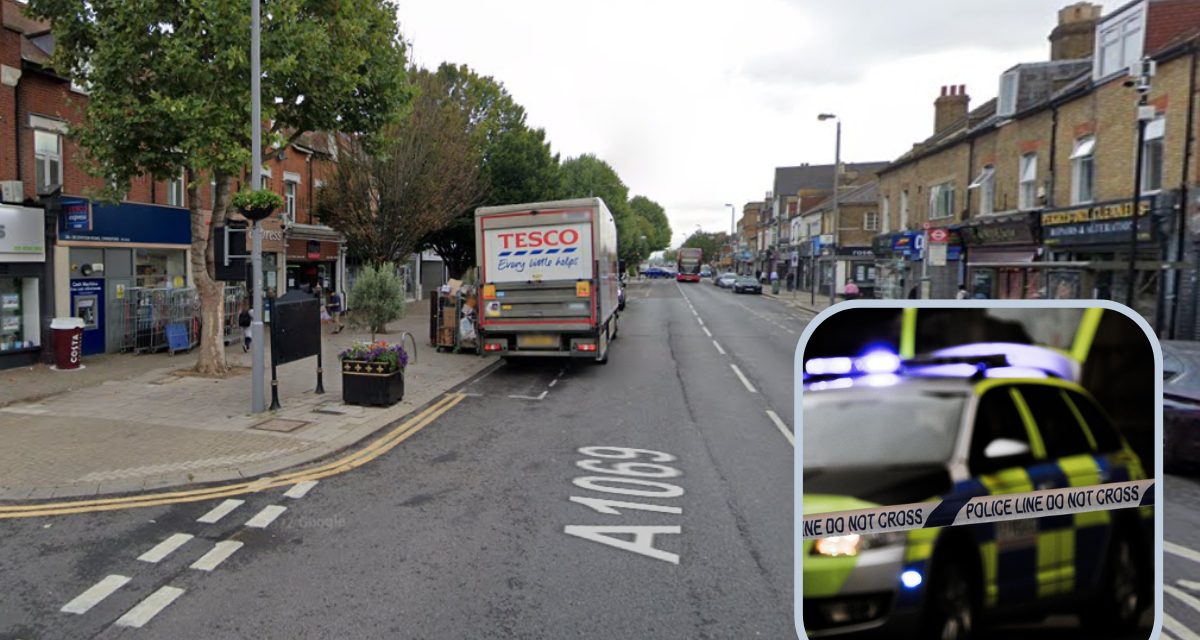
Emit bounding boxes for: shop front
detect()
[1038,197,1169,316]
[0,204,48,369]
[960,211,1043,300]
[839,246,878,299]
[57,198,192,355]
[285,232,343,295]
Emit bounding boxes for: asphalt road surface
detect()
[1164,473,1200,640]
[1,279,805,640]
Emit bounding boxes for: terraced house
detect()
[871,0,1200,338]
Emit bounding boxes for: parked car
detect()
[732,276,762,294]
[715,273,738,288]
[1163,340,1200,474]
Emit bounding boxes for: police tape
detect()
[802,479,1154,541]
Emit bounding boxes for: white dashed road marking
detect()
[1168,541,1200,564]
[61,575,131,614]
[1165,613,1200,640]
[284,480,319,499]
[245,505,288,529]
[197,499,244,524]
[190,540,244,572]
[509,391,549,401]
[766,411,795,446]
[1168,584,1200,616]
[713,341,726,355]
[702,327,712,337]
[730,364,757,394]
[138,534,194,564]
[114,586,186,628]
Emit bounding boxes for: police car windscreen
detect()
[802,391,965,468]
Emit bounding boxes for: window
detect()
[998,70,1019,118]
[34,131,61,195]
[135,249,186,289]
[1142,116,1165,193]
[1017,386,1093,459]
[0,277,40,350]
[1095,9,1144,79]
[285,181,297,219]
[969,389,1036,476]
[882,196,890,232]
[863,211,879,231]
[900,190,909,229]
[1018,153,1038,210]
[929,182,955,220]
[1064,390,1124,453]
[969,165,996,215]
[167,171,185,207]
[1071,136,1096,204]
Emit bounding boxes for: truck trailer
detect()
[474,198,620,364]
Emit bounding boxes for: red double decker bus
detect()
[676,248,702,282]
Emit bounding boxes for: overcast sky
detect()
[397,0,1068,248]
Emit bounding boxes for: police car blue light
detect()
[900,571,922,589]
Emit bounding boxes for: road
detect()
[1164,474,1200,640]
[0,278,805,639]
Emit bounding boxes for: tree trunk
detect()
[190,171,231,377]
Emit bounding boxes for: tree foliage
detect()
[28,0,413,376]
[317,68,485,267]
[419,63,561,279]
[681,231,728,265]
[348,263,406,342]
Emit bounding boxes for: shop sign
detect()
[1042,198,1156,247]
[287,238,340,261]
[62,198,92,231]
[960,218,1036,246]
[0,205,45,261]
[59,200,191,247]
[835,247,876,258]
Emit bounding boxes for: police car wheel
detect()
[923,561,975,640]
[1081,533,1142,633]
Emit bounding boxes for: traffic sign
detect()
[929,228,949,243]
[922,221,932,230]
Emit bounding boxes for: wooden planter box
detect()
[341,360,405,407]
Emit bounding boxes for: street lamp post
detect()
[250,0,265,414]
[819,113,841,306]
[1126,57,1156,311]
[725,203,736,273]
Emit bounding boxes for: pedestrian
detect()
[770,270,779,284]
[755,269,762,283]
[956,284,970,300]
[844,281,860,300]
[329,290,345,333]
[239,305,253,352]
[786,272,795,292]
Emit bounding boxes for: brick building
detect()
[873,0,1200,330]
[737,202,760,275]
[0,0,350,366]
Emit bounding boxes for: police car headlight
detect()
[812,532,906,557]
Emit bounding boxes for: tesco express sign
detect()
[497,229,580,250]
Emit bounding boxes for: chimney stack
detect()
[934,85,970,135]
[1049,2,1101,61]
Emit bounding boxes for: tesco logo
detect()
[498,229,580,250]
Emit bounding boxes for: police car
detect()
[801,343,1153,639]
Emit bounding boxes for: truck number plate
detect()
[521,334,557,348]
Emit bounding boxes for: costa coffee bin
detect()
[51,317,86,370]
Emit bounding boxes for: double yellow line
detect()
[0,393,467,519]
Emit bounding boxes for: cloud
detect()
[740,0,1059,88]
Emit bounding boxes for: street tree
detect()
[628,196,671,252]
[317,68,486,270]
[559,155,646,264]
[419,64,561,280]
[681,231,727,265]
[28,0,413,376]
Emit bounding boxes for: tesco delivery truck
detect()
[474,198,620,364]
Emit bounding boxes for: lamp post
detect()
[725,203,736,273]
[818,113,841,306]
[250,0,265,414]
[1126,57,1156,311]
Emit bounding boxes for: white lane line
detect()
[197,499,244,524]
[730,364,757,393]
[1168,584,1200,617]
[766,410,795,446]
[1167,541,1200,564]
[61,575,131,614]
[713,341,726,355]
[245,505,288,529]
[190,540,244,572]
[1165,613,1200,640]
[702,327,712,337]
[549,379,558,387]
[114,586,186,628]
[457,392,484,397]
[1180,579,1200,591]
[697,317,704,326]
[788,329,796,334]
[138,534,194,564]
[283,480,319,499]
[508,391,549,401]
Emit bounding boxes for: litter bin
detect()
[51,317,86,371]
[772,280,781,295]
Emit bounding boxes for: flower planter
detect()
[341,360,405,407]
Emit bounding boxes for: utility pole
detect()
[250,0,265,414]
[818,114,841,305]
[1126,56,1156,311]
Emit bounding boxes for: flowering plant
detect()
[339,341,409,372]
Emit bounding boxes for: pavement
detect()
[762,287,835,316]
[0,298,495,502]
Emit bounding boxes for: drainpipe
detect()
[1172,42,1199,339]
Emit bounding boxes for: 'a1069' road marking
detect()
[565,446,684,564]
